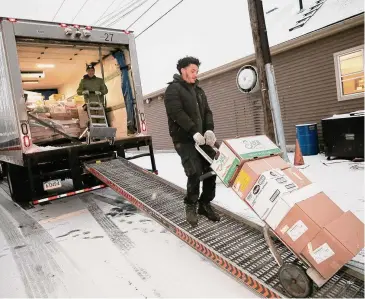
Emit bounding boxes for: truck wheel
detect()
[7,164,31,203]
[279,263,313,298]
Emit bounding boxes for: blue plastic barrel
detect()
[296,123,319,156]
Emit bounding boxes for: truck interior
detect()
[17,39,136,151]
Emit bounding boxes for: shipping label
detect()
[308,243,335,264]
[287,220,308,242]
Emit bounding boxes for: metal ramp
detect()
[84,158,364,298]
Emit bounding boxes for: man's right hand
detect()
[193,133,205,145]
[82,90,89,95]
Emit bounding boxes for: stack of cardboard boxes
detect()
[212,135,364,280]
[29,94,90,143]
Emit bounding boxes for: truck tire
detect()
[7,164,31,203]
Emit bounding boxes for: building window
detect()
[334,45,364,101]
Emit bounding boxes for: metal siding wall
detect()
[144,96,174,150]
[272,25,364,145]
[143,25,364,150]
[199,68,264,141]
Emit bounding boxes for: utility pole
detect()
[247,0,289,162]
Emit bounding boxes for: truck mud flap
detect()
[84,158,364,298]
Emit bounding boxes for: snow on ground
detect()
[129,151,365,266]
[0,182,257,298]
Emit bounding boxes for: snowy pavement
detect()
[0,179,257,298]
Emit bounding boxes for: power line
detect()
[126,0,160,30]
[136,0,183,39]
[52,0,67,21]
[95,0,132,25]
[71,0,90,23]
[98,0,139,26]
[93,0,119,24]
[94,0,126,25]
[106,0,149,27]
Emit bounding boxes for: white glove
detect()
[193,132,205,145]
[95,91,102,95]
[82,90,89,95]
[204,130,216,147]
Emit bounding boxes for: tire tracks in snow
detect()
[0,188,98,298]
[0,198,63,297]
[79,193,153,282]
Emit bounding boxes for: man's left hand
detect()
[95,91,102,95]
[204,130,216,147]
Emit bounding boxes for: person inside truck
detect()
[77,64,108,99]
[164,56,220,227]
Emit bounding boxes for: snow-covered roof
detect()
[136,0,364,96]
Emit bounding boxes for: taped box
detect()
[232,156,311,201]
[301,229,354,279]
[244,169,298,220]
[211,135,281,187]
[275,191,344,254]
[301,211,364,279]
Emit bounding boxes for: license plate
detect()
[43,179,62,191]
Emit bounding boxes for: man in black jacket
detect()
[164,56,220,227]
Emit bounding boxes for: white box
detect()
[210,142,241,186]
[245,169,298,219]
[281,183,322,207]
[265,199,291,230]
[225,135,281,160]
[210,135,282,187]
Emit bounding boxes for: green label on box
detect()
[223,157,240,185]
[240,148,281,159]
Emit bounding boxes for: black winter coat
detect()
[164,74,214,144]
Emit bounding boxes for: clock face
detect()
[236,66,258,93]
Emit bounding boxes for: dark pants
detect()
[174,142,216,205]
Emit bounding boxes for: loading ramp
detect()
[84,158,364,298]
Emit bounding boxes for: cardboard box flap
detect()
[298,192,343,228]
[325,211,365,256]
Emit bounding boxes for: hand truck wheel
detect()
[278,263,313,298]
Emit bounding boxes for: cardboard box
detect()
[245,169,298,219]
[265,198,292,230]
[77,106,89,128]
[232,156,290,200]
[282,167,311,189]
[225,135,282,160]
[50,112,72,120]
[297,192,343,228]
[74,95,85,104]
[301,229,353,279]
[325,211,364,256]
[276,192,344,253]
[210,141,241,186]
[49,93,65,101]
[211,135,281,186]
[281,183,323,207]
[275,205,321,253]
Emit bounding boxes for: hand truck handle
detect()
[194,141,220,165]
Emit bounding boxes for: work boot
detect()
[198,202,221,222]
[185,203,198,227]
